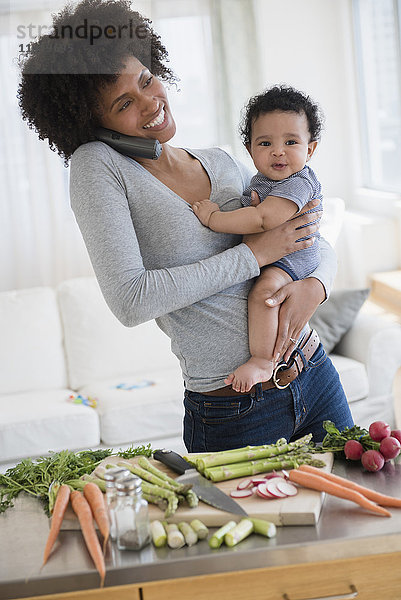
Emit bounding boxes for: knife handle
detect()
[153,449,191,475]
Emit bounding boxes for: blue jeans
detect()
[183,343,354,452]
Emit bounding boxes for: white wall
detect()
[253,0,359,203]
[253,0,400,284]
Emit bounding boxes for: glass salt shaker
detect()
[115,476,151,551]
[103,467,131,541]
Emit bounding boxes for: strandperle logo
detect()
[17,18,149,46]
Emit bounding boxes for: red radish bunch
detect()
[230,473,298,500]
[358,421,400,472]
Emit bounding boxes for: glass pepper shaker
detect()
[115,475,151,551]
[103,467,131,541]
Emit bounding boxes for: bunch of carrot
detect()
[42,482,108,587]
[289,464,401,517]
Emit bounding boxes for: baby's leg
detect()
[225,267,293,393]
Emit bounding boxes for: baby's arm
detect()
[193,196,299,234]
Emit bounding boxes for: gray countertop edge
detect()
[2,531,401,600]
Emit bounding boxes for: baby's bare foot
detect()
[225,357,275,393]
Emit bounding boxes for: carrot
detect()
[70,490,106,587]
[299,463,401,508]
[83,482,110,552]
[288,469,391,517]
[42,484,71,566]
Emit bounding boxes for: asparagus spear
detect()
[195,435,313,470]
[163,522,185,549]
[208,521,237,549]
[150,520,167,547]
[138,456,198,507]
[138,456,191,493]
[143,492,168,512]
[203,455,325,482]
[66,475,107,492]
[249,518,276,538]
[190,519,209,540]
[184,488,199,508]
[117,461,178,492]
[224,519,254,547]
[140,481,178,517]
[178,522,198,546]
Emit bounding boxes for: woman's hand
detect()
[243,198,321,268]
[265,277,325,362]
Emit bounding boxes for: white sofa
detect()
[1,276,401,469]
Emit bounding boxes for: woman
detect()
[18,0,353,451]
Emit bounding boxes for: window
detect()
[353,0,401,193]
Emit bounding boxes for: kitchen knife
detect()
[153,449,247,516]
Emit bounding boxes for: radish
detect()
[251,477,269,485]
[368,421,391,442]
[361,449,385,472]
[379,436,401,460]
[275,480,298,497]
[230,489,253,499]
[237,479,252,490]
[256,483,276,499]
[266,479,288,498]
[391,429,401,445]
[281,470,290,480]
[344,439,364,460]
[263,471,281,480]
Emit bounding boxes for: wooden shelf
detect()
[370,270,401,318]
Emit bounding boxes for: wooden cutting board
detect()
[60,452,333,528]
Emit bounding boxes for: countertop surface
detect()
[1,459,401,599]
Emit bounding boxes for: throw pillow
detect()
[309,288,370,353]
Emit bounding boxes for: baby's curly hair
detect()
[239,85,324,146]
[18,0,177,162]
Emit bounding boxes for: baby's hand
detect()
[192,199,220,227]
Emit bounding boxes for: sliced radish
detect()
[230,489,253,498]
[256,483,276,499]
[237,478,252,490]
[251,477,268,485]
[266,479,288,498]
[256,483,275,500]
[263,471,281,480]
[275,480,298,496]
[281,470,290,480]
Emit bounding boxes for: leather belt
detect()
[202,329,320,397]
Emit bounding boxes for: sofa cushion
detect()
[0,287,68,395]
[58,277,181,390]
[309,289,370,354]
[0,389,100,462]
[79,368,184,445]
[330,354,369,404]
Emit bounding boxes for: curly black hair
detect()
[17,0,177,162]
[239,85,324,146]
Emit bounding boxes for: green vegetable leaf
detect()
[0,444,153,515]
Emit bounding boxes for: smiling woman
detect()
[17,0,354,452]
[98,57,176,144]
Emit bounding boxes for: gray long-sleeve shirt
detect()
[70,142,336,392]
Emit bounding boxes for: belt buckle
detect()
[272,361,291,389]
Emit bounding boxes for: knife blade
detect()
[153,449,247,516]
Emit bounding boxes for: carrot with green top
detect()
[83,482,109,552]
[288,469,391,517]
[299,463,401,508]
[70,490,106,587]
[42,484,71,566]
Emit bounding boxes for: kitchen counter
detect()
[1,459,401,599]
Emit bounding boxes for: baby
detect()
[193,85,324,393]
